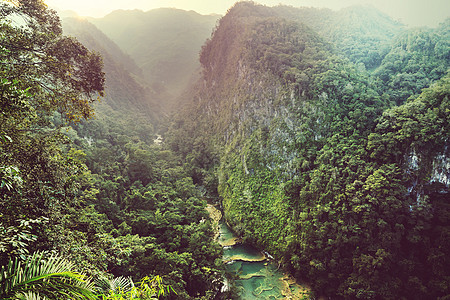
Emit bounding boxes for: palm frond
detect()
[15,291,47,300]
[108,276,134,293]
[96,275,134,294]
[0,251,96,300]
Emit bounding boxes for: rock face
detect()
[432,150,450,187]
[205,204,222,241]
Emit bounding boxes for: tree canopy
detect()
[1,0,104,232]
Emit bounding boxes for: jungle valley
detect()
[1,1,449,299]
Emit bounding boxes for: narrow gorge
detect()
[1,1,448,299]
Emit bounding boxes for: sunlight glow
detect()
[45,0,449,27]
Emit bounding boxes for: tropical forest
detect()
[0,0,449,299]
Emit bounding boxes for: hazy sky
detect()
[46,0,449,27]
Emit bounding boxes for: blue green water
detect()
[219,222,311,299]
[223,244,266,262]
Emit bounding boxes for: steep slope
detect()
[89,8,219,106]
[373,19,450,104]
[62,17,160,117]
[272,5,404,69]
[167,2,449,299]
[323,5,403,69]
[273,5,448,105]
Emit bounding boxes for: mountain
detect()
[62,17,160,117]
[167,2,450,299]
[3,1,449,299]
[272,4,404,69]
[89,8,219,107]
[373,20,450,104]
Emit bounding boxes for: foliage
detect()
[0,4,109,297]
[271,4,404,70]
[97,276,174,300]
[0,0,104,122]
[96,276,135,297]
[0,218,47,265]
[0,1,223,299]
[168,2,450,299]
[2,1,449,299]
[64,107,224,298]
[373,23,450,105]
[0,0,105,233]
[0,165,22,191]
[0,252,96,300]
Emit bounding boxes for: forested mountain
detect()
[62,17,158,114]
[167,2,449,299]
[89,8,219,108]
[272,4,404,70]
[374,21,450,105]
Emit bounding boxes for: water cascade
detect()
[218,219,311,299]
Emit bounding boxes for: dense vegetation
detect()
[2,0,449,299]
[1,0,223,299]
[168,2,449,299]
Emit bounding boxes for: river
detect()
[208,205,311,299]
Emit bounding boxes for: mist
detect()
[47,0,449,27]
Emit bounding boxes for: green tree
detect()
[0,0,104,231]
